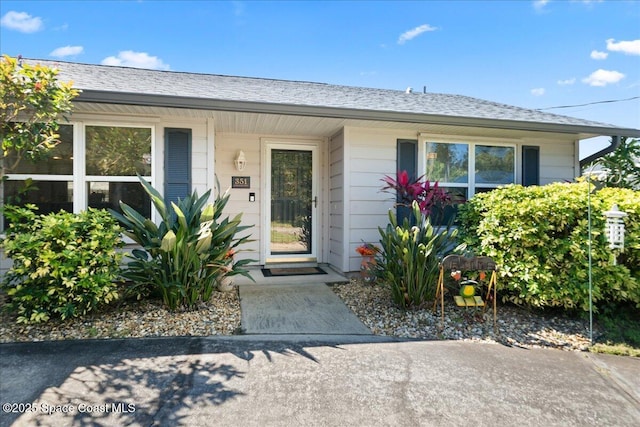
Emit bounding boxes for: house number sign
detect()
[232,176,250,189]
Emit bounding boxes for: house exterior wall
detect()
[340,127,582,273]
[0,111,217,273]
[329,130,345,270]
[214,132,263,263]
[214,132,329,265]
[343,127,412,272]
[524,137,578,184]
[155,116,214,196]
[0,105,586,275]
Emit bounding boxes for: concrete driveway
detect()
[1,336,638,427]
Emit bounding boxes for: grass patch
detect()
[590,303,640,357]
[270,229,300,244]
[590,343,640,357]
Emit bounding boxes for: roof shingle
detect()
[26,58,639,134]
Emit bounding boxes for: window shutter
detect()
[396,139,417,224]
[397,139,417,180]
[522,146,540,186]
[165,129,191,204]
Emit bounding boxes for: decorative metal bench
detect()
[433,255,498,328]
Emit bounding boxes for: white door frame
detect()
[262,140,320,264]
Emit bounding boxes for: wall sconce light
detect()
[234,150,247,171]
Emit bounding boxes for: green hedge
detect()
[458,183,639,311]
[1,206,123,323]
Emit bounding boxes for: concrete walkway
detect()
[1,337,638,426]
[239,283,372,335]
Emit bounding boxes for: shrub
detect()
[457,183,640,311]
[376,201,458,308]
[1,206,123,323]
[111,177,254,310]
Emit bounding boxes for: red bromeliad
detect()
[381,170,451,216]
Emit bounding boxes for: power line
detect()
[537,96,640,111]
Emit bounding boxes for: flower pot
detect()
[360,256,376,283]
[217,275,235,292]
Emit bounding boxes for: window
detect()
[85,125,153,218]
[2,123,154,229]
[425,141,515,197]
[3,124,74,228]
[425,140,515,224]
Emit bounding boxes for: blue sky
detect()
[1,0,639,156]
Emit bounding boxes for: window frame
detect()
[3,121,157,232]
[420,135,517,199]
[79,122,155,214]
[3,123,76,230]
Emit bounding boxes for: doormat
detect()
[261,267,327,277]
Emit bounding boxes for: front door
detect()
[264,142,319,264]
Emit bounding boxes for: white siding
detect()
[344,127,414,272]
[527,138,577,184]
[214,133,263,263]
[329,130,345,270]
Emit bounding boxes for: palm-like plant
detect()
[110,176,254,309]
[593,137,640,190]
[376,201,459,308]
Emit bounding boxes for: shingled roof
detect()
[28,58,640,137]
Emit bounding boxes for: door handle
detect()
[313,196,318,208]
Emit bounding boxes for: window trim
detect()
[82,123,155,241]
[3,121,156,212]
[420,137,517,199]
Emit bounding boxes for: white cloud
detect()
[0,11,43,33]
[50,45,84,58]
[582,69,625,87]
[557,78,576,85]
[590,50,608,60]
[606,38,640,56]
[533,0,550,11]
[397,24,438,45]
[101,51,170,70]
[531,88,546,96]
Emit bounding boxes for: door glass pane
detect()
[271,149,312,254]
[425,142,469,183]
[475,145,515,184]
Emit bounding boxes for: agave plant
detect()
[110,176,254,309]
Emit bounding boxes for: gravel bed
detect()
[1,280,594,351]
[331,279,595,351]
[0,289,241,343]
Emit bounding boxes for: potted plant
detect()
[356,242,379,282]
